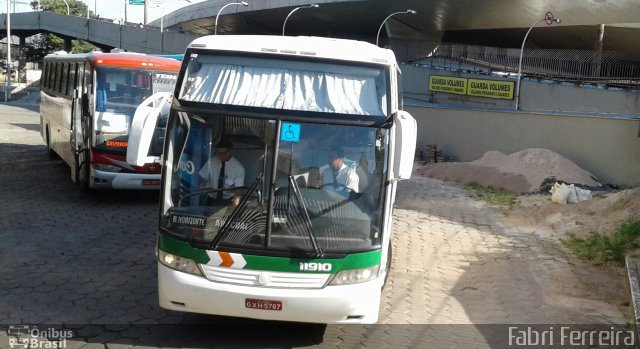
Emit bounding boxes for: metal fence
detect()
[410,42,640,88]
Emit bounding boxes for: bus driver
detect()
[199,139,245,206]
[321,147,359,199]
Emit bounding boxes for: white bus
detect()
[128,35,416,323]
[40,52,180,190]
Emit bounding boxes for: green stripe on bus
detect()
[158,234,381,273]
[242,250,381,274]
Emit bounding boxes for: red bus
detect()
[40,52,180,190]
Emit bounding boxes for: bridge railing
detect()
[406,42,640,89]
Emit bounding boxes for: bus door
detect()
[70,62,82,183]
[126,92,172,167]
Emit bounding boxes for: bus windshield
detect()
[94,68,177,154]
[162,113,389,256]
[179,54,389,118]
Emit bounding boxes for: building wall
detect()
[406,105,640,187]
[401,64,640,116]
[400,63,640,187]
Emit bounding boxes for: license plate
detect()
[142,179,160,186]
[245,298,283,311]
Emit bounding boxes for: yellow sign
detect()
[467,79,514,99]
[428,75,515,100]
[428,76,467,95]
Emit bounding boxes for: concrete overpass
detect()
[0,11,198,54]
[159,0,640,57]
[2,2,640,59]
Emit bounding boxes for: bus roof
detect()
[187,35,397,67]
[44,52,181,71]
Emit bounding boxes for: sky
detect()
[8,0,205,25]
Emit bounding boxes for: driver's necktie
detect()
[217,161,226,200]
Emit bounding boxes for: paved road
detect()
[0,102,629,348]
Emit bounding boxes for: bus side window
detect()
[42,62,48,89]
[46,62,54,90]
[61,63,69,95]
[69,63,77,97]
[53,63,62,92]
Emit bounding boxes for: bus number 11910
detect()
[299,262,332,272]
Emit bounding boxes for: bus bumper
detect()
[158,263,382,324]
[90,168,161,190]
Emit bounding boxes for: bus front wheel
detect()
[78,148,91,192]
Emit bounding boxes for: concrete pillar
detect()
[18,36,24,83]
[593,24,605,79]
[64,37,72,53]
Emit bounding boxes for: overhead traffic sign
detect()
[129,0,144,5]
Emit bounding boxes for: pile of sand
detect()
[418,148,600,193]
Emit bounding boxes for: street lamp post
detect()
[5,0,11,101]
[60,0,69,15]
[214,2,248,35]
[514,12,561,110]
[375,9,416,47]
[159,0,191,32]
[282,4,318,36]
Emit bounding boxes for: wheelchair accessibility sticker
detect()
[280,122,301,143]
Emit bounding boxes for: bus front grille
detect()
[199,265,330,289]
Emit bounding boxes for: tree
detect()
[23,0,97,60]
[30,0,90,16]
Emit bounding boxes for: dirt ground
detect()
[413,163,638,323]
[417,148,640,242]
[506,187,640,240]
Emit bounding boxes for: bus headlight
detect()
[158,249,202,276]
[328,265,379,285]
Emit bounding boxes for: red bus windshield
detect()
[93,67,177,155]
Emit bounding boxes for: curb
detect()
[625,256,640,347]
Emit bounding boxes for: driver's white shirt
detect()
[199,156,245,199]
[321,163,359,194]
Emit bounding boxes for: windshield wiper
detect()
[210,175,263,249]
[288,175,324,258]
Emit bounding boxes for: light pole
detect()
[376,9,416,47]
[5,0,11,101]
[60,0,69,15]
[159,0,191,32]
[282,4,318,36]
[514,12,561,110]
[214,2,248,35]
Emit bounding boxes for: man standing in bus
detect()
[321,147,359,199]
[199,139,245,205]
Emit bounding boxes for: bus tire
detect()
[383,243,392,289]
[77,146,91,192]
[46,127,58,159]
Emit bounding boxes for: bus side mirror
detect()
[127,92,171,166]
[392,110,417,180]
